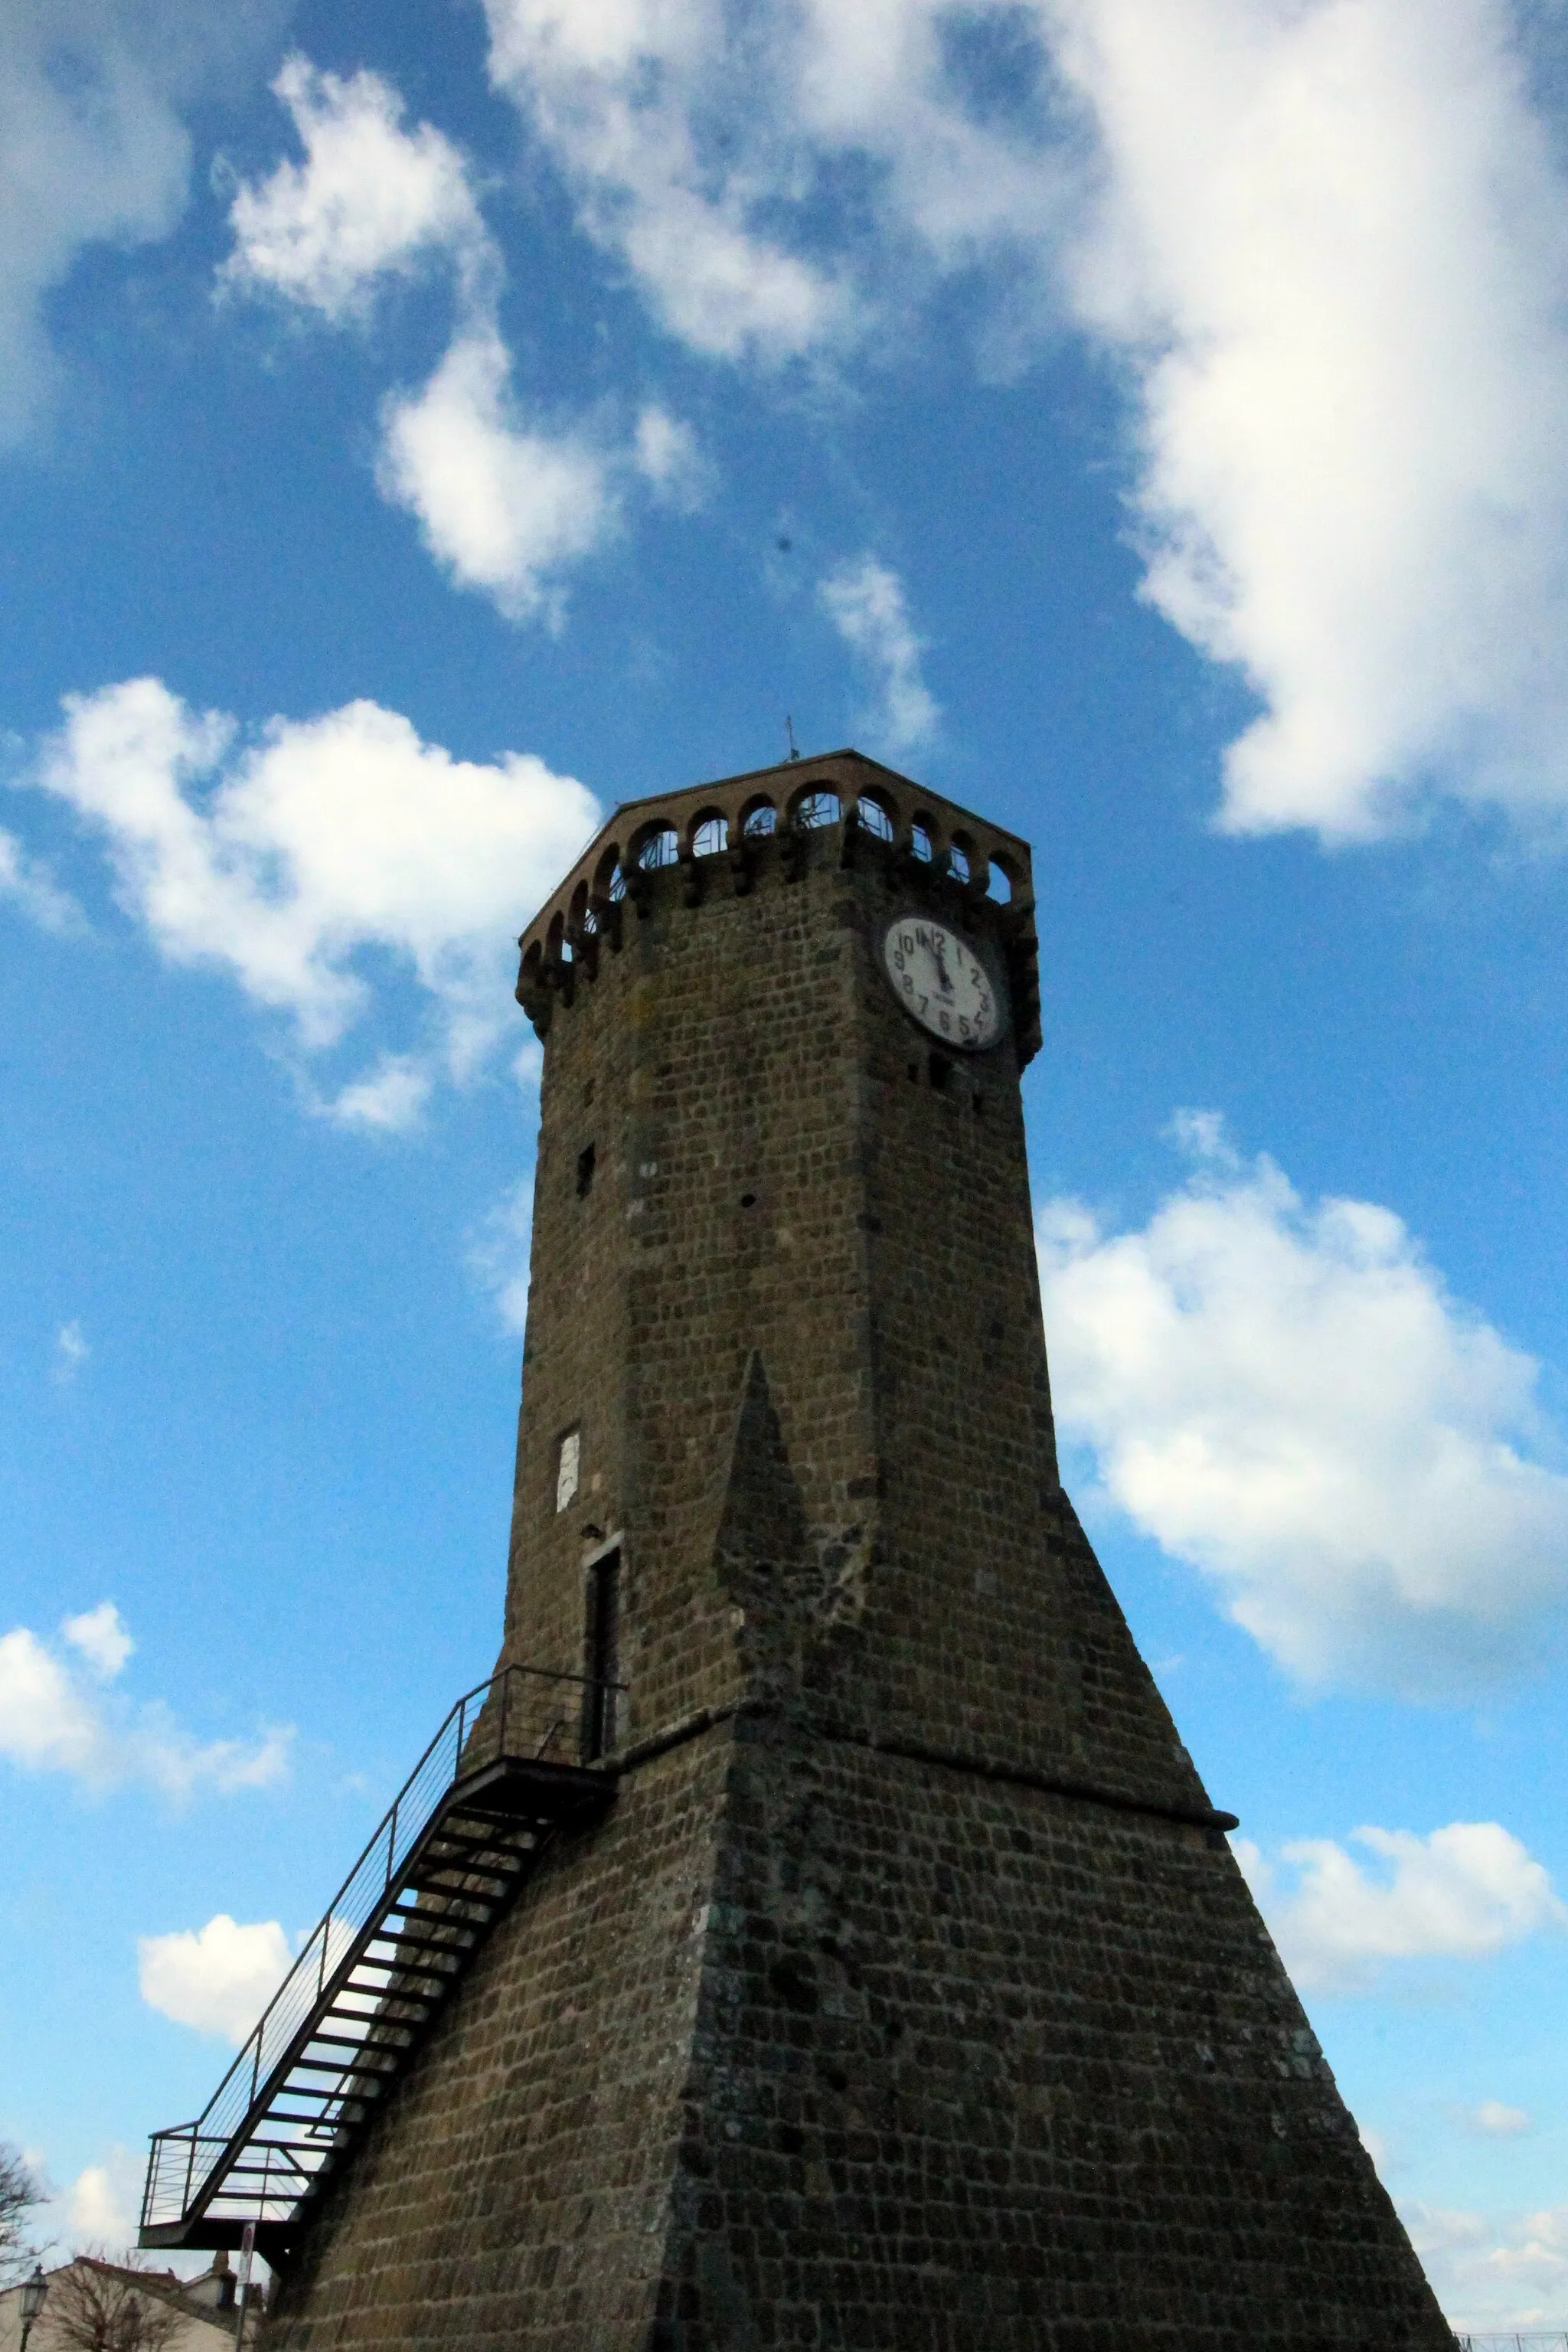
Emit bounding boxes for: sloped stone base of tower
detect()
[655,1714,1448,2350]
[270,1707,1449,2350]
[268,1730,733,2350]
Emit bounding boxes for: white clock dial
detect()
[881,915,1003,1050]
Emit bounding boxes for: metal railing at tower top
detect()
[1453,2336,1568,2348]
[139,1661,624,2252]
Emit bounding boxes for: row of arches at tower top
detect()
[541,781,1022,962]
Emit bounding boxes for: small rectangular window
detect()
[576,1141,596,1197]
[583,1550,620,1760]
[555,1428,581,1513]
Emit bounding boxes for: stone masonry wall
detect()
[266,763,1451,2349]
[655,1714,1450,2351]
[272,1702,1451,2352]
[504,792,1202,1811]
[269,1731,729,2352]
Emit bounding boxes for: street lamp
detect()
[19,2264,48,2352]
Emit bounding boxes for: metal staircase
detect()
[139,1664,622,2264]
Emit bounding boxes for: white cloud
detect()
[1045,0,1568,842]
[224,56,698,626]
[22,677,599,1116]
[633,405,708,510]
[223,56,492,320]
[325,1054,434,1135]
[1472,2100,1532,2138]
[481,0,836,363]
[53,1320,90,1383]
[65,2152,141,2253]
[0,2,277,447]
[818,554,939,758]
[0,1619,291,1800]
[1406,2197,1568,2332]
[378,328,617,622]
[469,1174,534,1334]
[1234,1820,1566,1993]
[1,1628,110,1778]
[481,0,1568,838]
[479,0,1067,366]
[138,1914,293,2043]
[1037,1115,1568,1695]
[63,1602,132,1681]
[0,830,82,933]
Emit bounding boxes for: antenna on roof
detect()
[786,716,800,761]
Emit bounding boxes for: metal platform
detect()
[139,1664,621,2265]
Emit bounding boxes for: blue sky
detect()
[5,0,1568,2324]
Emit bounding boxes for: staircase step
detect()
[363,1948,464,1978]
[410,1840,529,1867]
[322,2001,433,2030]
[305,2029,413,2055]
[369,1931,475,1961]
[290,2058,399,2086]
[371,1924,479,1952]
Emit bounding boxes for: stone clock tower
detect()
[257,751,1449,2348]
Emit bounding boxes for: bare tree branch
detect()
[46,2256,186,2352]
[0,2142,44,2284]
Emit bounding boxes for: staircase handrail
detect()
[140,1659,621,2234]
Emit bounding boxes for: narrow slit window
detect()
[555,1428,581,1514]
[577,1142,596,1198]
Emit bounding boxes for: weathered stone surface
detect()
[270,756,1451,2349]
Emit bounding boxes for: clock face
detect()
[881,915,1004,1050]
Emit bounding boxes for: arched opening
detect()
[856,792,895,842]
[691,811,729,857]
[791,785,841,830]
[740,797,777,837]
[593,845,626,908]
[633,822,679,871]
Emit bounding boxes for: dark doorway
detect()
[583,1550,620,1760]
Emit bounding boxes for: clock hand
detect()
[933,938,954,995]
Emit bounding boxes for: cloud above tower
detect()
[0,0,280,448]
[220,56,705,624]
[477,0,1568,841]
[818,557,940,760]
